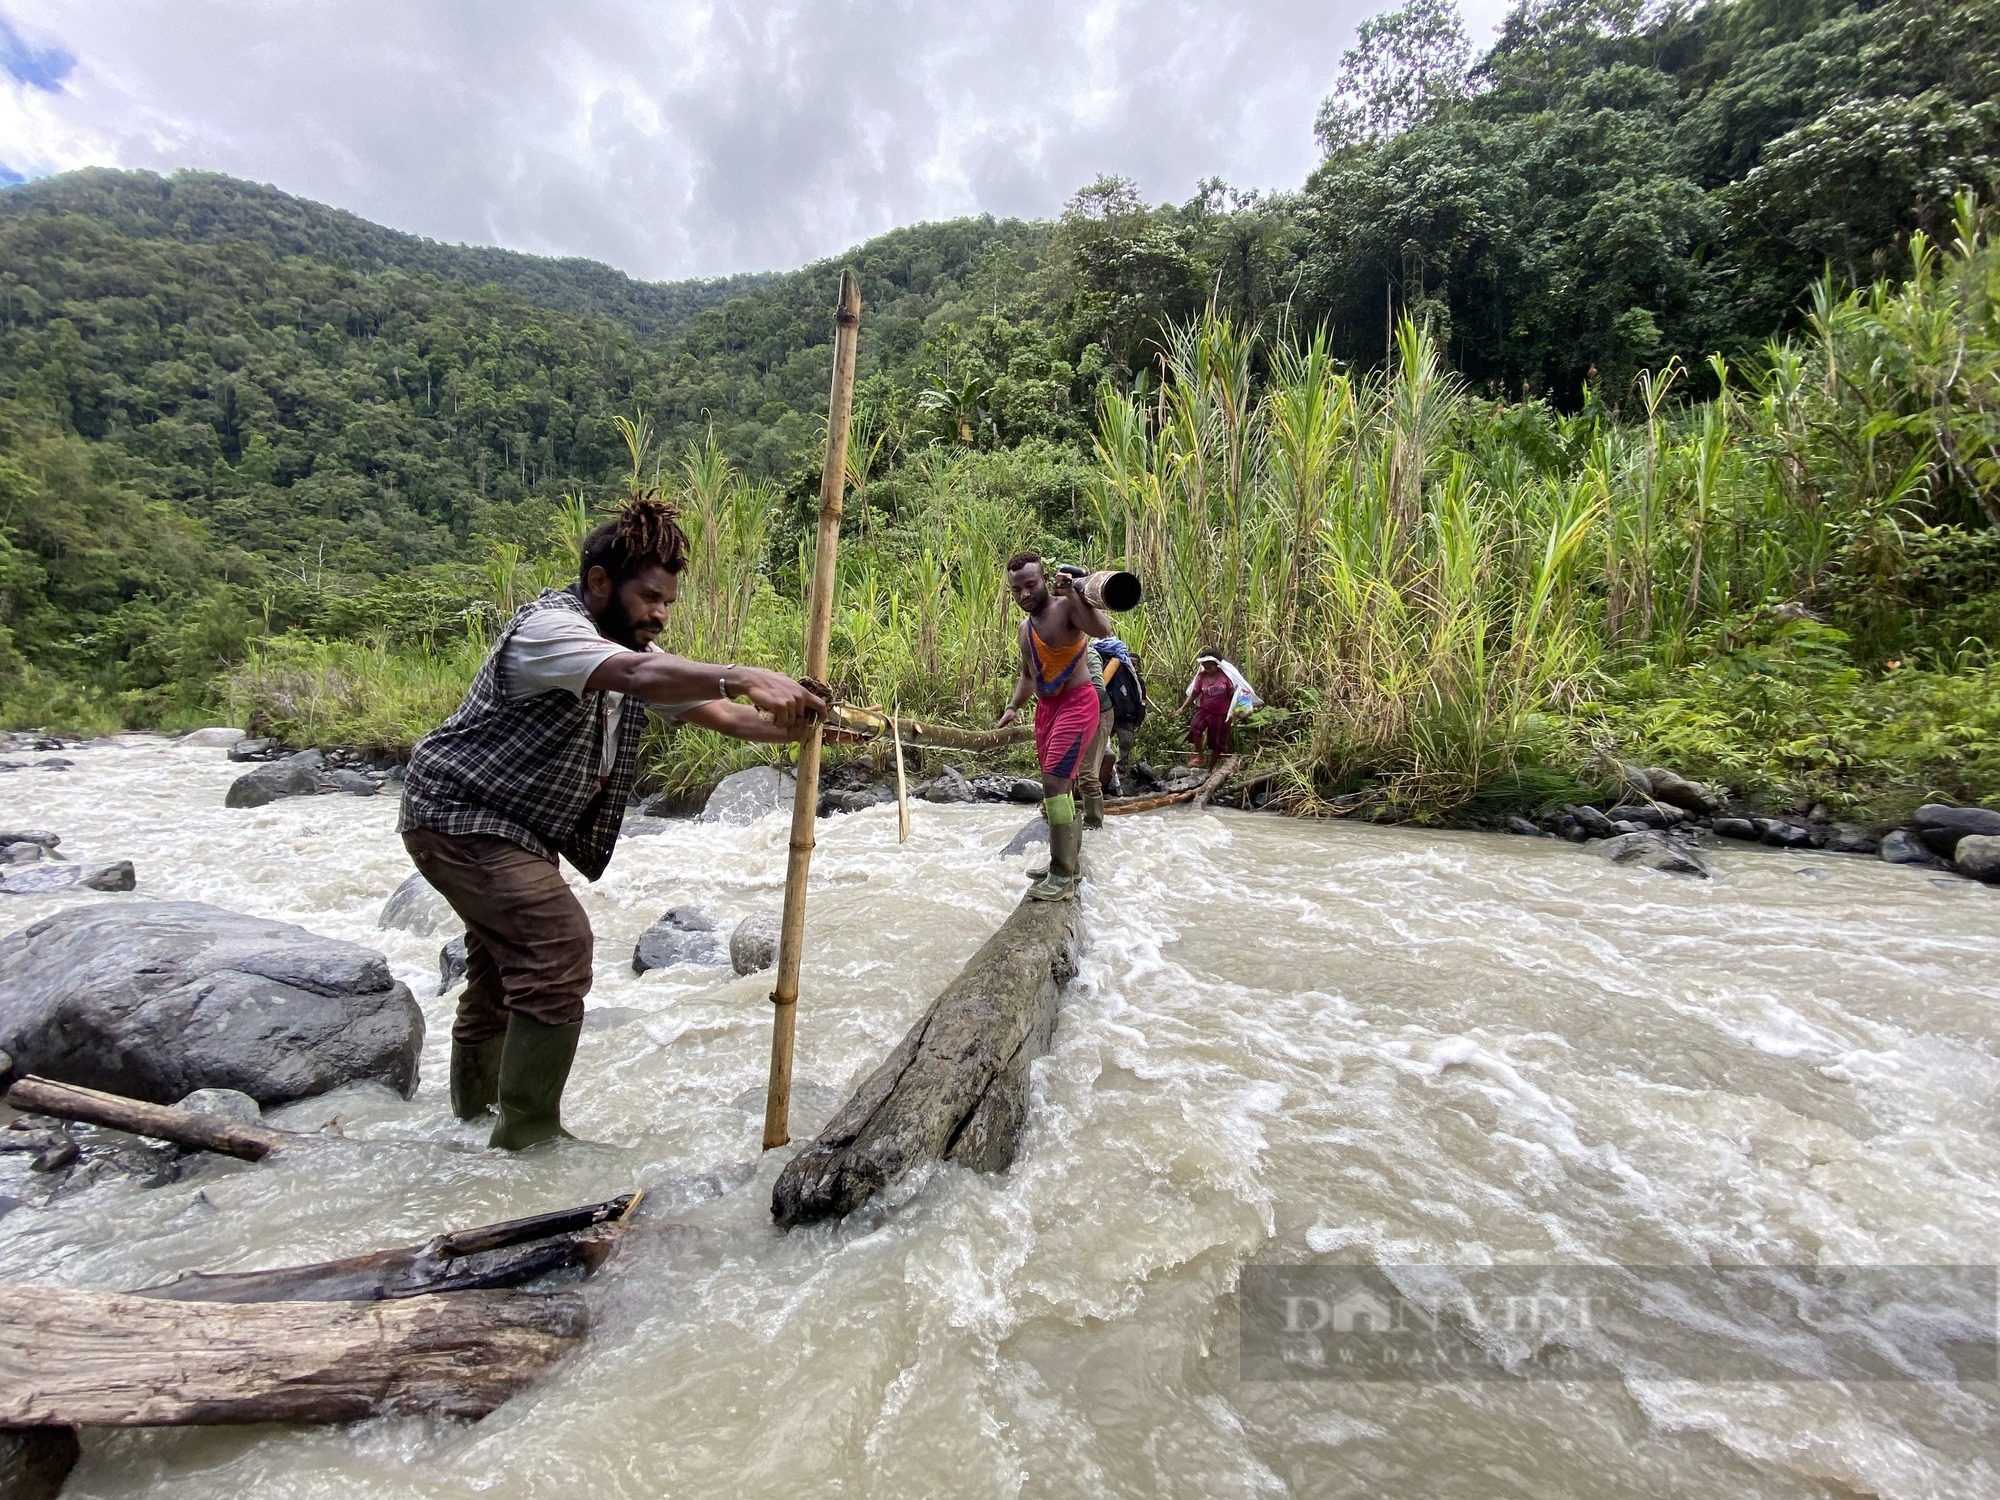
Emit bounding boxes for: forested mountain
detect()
[0,169,777,339]
[0,0,1995,756]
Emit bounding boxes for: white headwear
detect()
[1185,657,1262,719]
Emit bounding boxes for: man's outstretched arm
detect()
[672,697,803,743]
[585,652,822,735]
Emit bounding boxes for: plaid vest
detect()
[398,589,645,880]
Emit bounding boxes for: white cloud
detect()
[0,0,1516,279]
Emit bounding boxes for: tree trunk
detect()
[772,895,1080,1227]
[5,1077,292,1162]
[0,1285,586,1427]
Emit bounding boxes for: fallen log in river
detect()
[772,894,1081,1227]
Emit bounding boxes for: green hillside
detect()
[0,168,777,339]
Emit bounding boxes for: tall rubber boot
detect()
[449,1034,506,1120]
[1082,787,1105,829]
[1028,815,1081,902]
[488,1015,582,1151]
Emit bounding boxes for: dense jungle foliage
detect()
[2,0,1997,822]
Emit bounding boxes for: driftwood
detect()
[772,895,1081,1227]
[1104,754,1244,817]
[0,1284,585,1426]
[4,1076,292,1161]
[135,1194,638,1304]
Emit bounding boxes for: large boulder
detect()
[916,767,977,804]
[0,861,135,896]
[181,727,247,748]
[1881,830,1947,868]
[0,901,423,1106]
[730,914,781,976]
[1913,803,2000,858]
[439,935,469,994]
[224,759,319,808]
[1956,835,2000,883]
[695,766,795,826]
[379,872,456,938]
[632,907,728,973]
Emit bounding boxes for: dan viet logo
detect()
[1238,1264,1996,1384]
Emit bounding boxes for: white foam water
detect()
[3,737,1998,1498]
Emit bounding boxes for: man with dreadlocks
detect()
[400,496,823,1149]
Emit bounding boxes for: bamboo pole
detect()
[764,269,861,1151]
[892,706,911,845]
[820,702,1030,752]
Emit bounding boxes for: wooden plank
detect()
[5,1076,292,1161]
[0,1284,586,1426]
[772,895,1080,1227]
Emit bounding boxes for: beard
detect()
[597,590,650,650]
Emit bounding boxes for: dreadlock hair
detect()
[580,496,690,588]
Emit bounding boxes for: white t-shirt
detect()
[500,607,713,777]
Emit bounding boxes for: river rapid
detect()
[2,735,1998,1499]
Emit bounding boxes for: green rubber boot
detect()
[1027,816,1081,902]
[1082,787,1105,829]
[488,1015,583,1151]
[449,1034,506,1120]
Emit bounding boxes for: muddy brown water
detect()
[2,736,1997,1498]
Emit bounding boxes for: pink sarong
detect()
[1034,680,1101,780]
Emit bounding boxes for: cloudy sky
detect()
[0,0,1511,283]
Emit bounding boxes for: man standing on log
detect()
[400,497,822,1149]
[996,553,1115,901]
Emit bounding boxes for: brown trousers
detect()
[1076,706,1115,801]
[401,828,594,1043]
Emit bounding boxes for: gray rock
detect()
[1641,767,1724,815]
[323,769,378,796]
[1564,803,1618,838]
[285,748,326,771]
[438,935,468,994]
[1913,803,2000,858]
[1820,824,1880,855]
[1505,816,1541,836]
[825,785,893,815]
[0,861,136,895]
[225,760,320,808]
[730,913,781,976]
[696,766,795,826]
[1001,817,1049,855]
[173,1086,263,1126]
[1881,830,1947,867]
[633,907,729,973]
[0,830,58,850]
[1607,803,1667,829]
[1712,817,1758,840]
[621,815,674,838]
[228,737,277,761]
[0,841,44,865]
[378,872,455,938]
[181,727,247,748]
[1955,835,2000,883]
[1008,778,1044,804]
[917,767,978,804]
[1593,831,1709,878]
[1755,818,1814,849]
[0,900,423,1106]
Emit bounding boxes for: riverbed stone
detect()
[378,872,455,938]
[1755,818,1814,849]
[1001,817,1049,856]
[730,914,781,976]
[173,1087,264,1126]
[0,830,58,850]
[1641,767,1723,815]
[1592,831,1709,878]
[0,841,44,865]
[0,861,136,895]
[228,737,278,762]
[439,935,468,994]
[633,907,728,973]
[224,759,320,808]
[322,769,378,796]
[1820,824,1880,855]
[696,766,795,826]
[181,727,247,748]
[0,900,423,1106]
[1955,835,2000,883]
[1712,817,1758,840]
[917,767,977,804]
[1881,830,1947,867]
[1913,803,2000,858]
[1505,816,1540,836]
[1008,778,1044,804]
[1564,803,1618,838]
